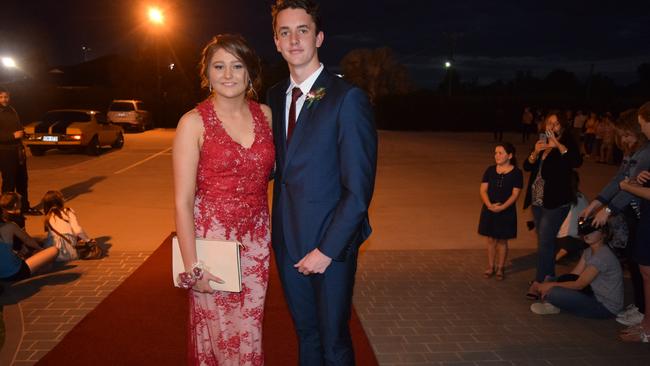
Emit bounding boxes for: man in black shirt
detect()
[0,87,40,215]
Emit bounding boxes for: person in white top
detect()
[41,190,95,261]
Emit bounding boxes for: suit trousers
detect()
[275,244,358,366]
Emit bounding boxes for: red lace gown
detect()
[189,99,275,366]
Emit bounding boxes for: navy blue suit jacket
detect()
[268,69,377,262]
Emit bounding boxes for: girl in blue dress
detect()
[479,142,523,280]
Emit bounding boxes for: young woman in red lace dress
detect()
[173,34,274,366]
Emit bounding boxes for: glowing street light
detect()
[148,7,164,25]
[444,61,452,68]
[2,57,17,68]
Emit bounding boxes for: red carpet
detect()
[37,234,378,365]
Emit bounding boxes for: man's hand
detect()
[13,130,24,139]
[294,248,332,275]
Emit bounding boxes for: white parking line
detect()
[114,147,172,174]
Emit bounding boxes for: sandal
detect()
[525,292,539,300]
[526,281,540,300]
[483,267,495,279]
[495,267,505,281]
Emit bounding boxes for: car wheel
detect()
[112,132,124,149]
[139,123,146,132]
[85,136,101,156]
[29,146,46,156]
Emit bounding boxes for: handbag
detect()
[76,239,104,260]
[47,222,103,261]
[171,236,242,293]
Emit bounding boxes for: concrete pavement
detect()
[2,130,645,365]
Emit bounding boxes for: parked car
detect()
[107,99,151,132]
[23,109,124,156]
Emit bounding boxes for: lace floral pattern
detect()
[188,99,274,366]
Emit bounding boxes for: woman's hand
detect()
[636,171,650,184]
[545,129,560,148]
[490,203,504,212]
[534,140,547,153]
[192,271,225,294]
[592,207,610,228]
[579,201,600,220]
[538,282,556,300]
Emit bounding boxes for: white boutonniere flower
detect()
[305,87,326,108]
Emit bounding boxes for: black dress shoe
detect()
[24,208,43,216]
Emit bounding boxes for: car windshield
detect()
[110,102,135,111]
[43,111,91,123]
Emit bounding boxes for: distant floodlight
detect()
[169,63,175,70]
[148,7,164,24]
[444,61,452,68]
[2,57,17,68]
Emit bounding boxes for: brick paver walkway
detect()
[1,251,150,366]
[3,249,649,365]
[355,250,650,366]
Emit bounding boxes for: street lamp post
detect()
[148,6,165,128]
[1,56,19,82]
[1,57,17,69]
[445,61,453,96]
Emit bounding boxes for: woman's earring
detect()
[209,84,212,92]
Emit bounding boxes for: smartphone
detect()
[539,132,547,143]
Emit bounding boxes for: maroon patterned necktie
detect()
[287,87,303,143]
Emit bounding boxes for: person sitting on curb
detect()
[0,215,59,282]
[1,191,26,229]
[42,190,102,261]
[555,171,589,263]
[1,192,36,258]
[529,217,624,318]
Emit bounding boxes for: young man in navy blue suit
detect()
[268,1,377,365]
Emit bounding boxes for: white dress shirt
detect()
[284,64,324,137]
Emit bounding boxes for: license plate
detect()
[42,135,58,142]
[118,112,126,117]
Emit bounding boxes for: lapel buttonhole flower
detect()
[305,87,326,109]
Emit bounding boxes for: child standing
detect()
[479,142,524,280]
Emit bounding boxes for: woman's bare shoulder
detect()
[176,109,205,134]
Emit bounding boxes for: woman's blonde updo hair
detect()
[198,34,262,100]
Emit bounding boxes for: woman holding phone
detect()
[523,111,583,299]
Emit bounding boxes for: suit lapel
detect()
[284,70,332,171]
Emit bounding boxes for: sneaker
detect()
[616,307,644,326]
[530,302,561,315]
[617,304,638,318]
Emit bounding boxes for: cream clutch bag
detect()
[172,236,242,292]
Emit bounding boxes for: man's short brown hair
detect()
[272,0,321,36]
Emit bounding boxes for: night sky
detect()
[2,0,649,87]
